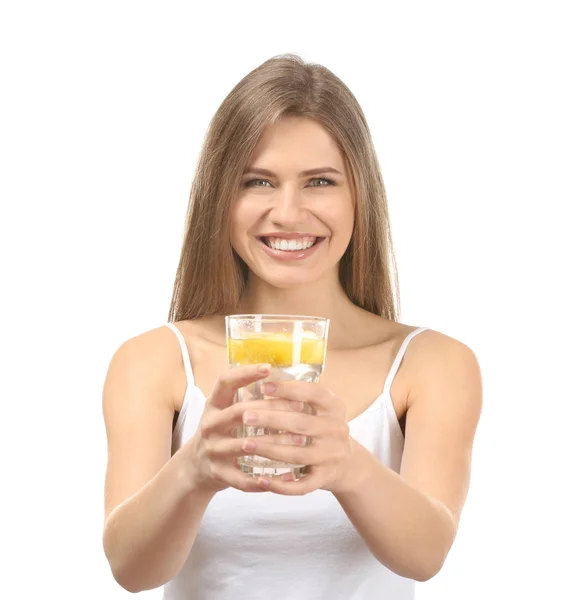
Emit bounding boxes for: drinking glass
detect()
[226,314,330,478]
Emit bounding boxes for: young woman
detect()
[102,54,482,599]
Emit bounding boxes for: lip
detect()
[258,232,322,239]
[255,236,325,262]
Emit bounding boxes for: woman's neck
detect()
[238,274,347,317]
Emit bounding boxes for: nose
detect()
[269,183,307,229]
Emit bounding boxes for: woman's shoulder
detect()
[362,311,477,358]
[112,316,225,358]
[348,310,424,350]
[106,317,225,420]
[171,315,227,345]
[111,323,185,365]
[104,317,228,419]
[398,323,479,368]
[130,315,225,366]
[358,312,480,386]
[105,322,201,410]
[392,322,481,406]
[373,318,482,421]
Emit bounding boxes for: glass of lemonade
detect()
[226,314,330,478]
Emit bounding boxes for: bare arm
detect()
[250,331,483,581]
[102,328,214,592]
[104,458,215,592]
[334,334,483,580]
[102,327,284,592]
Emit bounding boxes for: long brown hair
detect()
[169,53,400,322]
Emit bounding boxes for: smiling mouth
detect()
[258,236,324,252]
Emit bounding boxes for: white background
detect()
[1,1,568,598]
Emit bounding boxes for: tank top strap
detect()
[165,322,195,387]
[382,327,430,396]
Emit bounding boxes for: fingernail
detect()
[291,400,304,412]
[242,439,256,452]
[243,411,258,424]
[257,364,271,374]
[259,477,271,489]
[263,382,276,394]
[291,434,307,446]
[282,472,295,482]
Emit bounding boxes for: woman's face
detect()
[230,116,355,290]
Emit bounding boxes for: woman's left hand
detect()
[241,379,358,495]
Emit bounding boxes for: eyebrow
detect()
[243,166,343,177]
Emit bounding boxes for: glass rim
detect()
[226,313,329,323]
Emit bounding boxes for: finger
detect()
[251,432,310,446]
[246,439,319,466]
[262,380,344,416]
[202,397,305,436]
[242,409,328,437]
[258,470,324,496]
[203,428,309,459]
[235,397,307,415]
[208,364,271,409]
[262,471,299,482]
[205,436,249,459]
[216,466,271,493]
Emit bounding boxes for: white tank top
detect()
[163,323,429,600]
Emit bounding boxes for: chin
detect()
[265,277,315,290]
[249,265,332,290]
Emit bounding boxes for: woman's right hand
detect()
[181,363,302,494]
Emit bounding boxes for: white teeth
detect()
[265,236,317,251]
